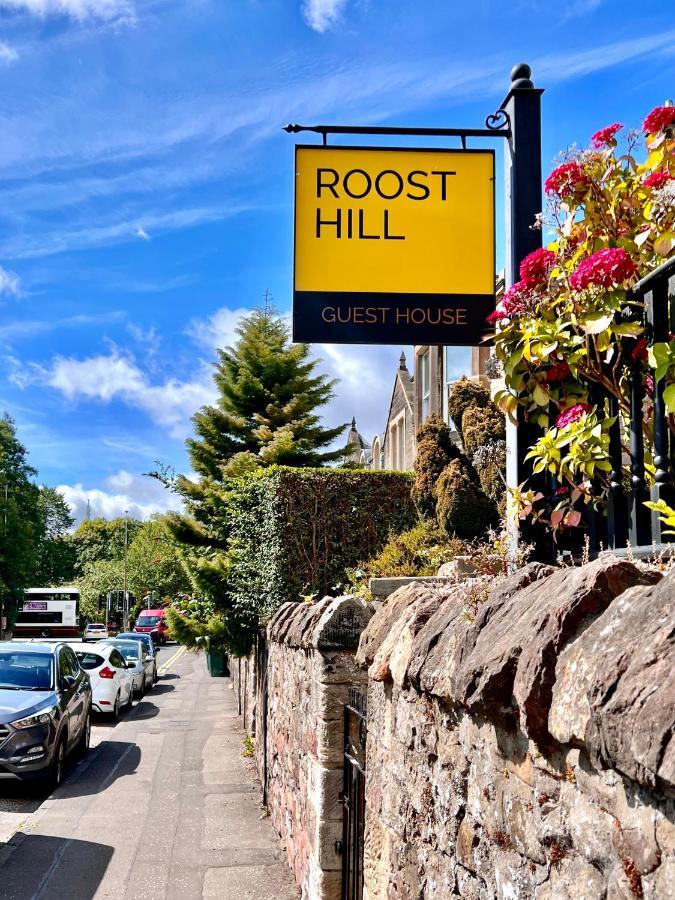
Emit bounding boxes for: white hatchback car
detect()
[83,623,109,642]
[97,639,150,698]
[70,642,133,720]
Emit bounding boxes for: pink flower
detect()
[643,106,675,135]
[520,248,556,282]
[544,162,590,200]
[544,361,571,384]
[646,374,654,398]
[486,278,540,324]
[643,171,673,190]
[570,248,638,291]
[555,403,593,429]
[591,123,622,148]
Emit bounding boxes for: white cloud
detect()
[0,204,249,260]
[302,0,347,32]
[0,41,18,63]
[47,352,146,401]
[0,265,21,297]
[57,470,182,527]
[31,349,215,438]
[135,226,150,241]
[187,306,251,351]
[0,0,133,21]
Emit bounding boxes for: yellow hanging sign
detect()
[293,145,495,345]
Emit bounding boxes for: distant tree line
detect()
[0,413,191,625]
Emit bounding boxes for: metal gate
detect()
[341,687,367,900]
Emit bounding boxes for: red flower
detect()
[555,403,593,429]
[486,278,540,324]
[643,106,675,135]
[570,248,638,290]
[520,248,555,282]
[591,123,622,148]
[643,171,673,190]
[554,486,570,497]
[544,162,590,200]
[544,361,571,384]
[631,337,648,362]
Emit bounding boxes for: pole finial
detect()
[351,416,356,430]
[510,63,534,89]
[399,351,407,370]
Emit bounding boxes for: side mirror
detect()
[126,662,135,669]
[62,674,76,688]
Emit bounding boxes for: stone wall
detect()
[265,596,374,899]
[356,556,675,899]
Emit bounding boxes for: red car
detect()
[133,609,169,645]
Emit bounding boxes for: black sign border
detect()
[292,143,496,347]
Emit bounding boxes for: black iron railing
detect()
[586,256,675,554]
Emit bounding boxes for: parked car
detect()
[69,642,133,720]
[133,609,169,645]
[116,632,159,684]
[98,639,153,697]
[83,623,109,642]
[0,642,91,787]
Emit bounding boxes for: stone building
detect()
[351,344,491,473]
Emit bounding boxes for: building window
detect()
[372,437,381,470]
[420,351,430,422]
[444,347,453,424]
[397,413,405,470]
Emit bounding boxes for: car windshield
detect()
[136,616,161,626]
[115,644,140,661]
[0,651,54,690]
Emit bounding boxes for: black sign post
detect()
[499,65,549,556]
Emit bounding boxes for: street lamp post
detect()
[123,510,129,631]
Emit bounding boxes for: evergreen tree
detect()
[34,487,76,586]
[0,415,42,619]
[187,307,346,479]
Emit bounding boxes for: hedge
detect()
[226,467,415,628]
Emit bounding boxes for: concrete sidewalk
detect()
[0,648,298,899]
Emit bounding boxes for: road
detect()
[0,645,298,900]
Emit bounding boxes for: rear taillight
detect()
[99,666,115,679]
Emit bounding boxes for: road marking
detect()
[158,645,186,675]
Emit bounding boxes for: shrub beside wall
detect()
[227,467,416,628]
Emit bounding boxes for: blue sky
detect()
[0,0,673,522]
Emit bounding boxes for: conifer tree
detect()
[187,307,345,479]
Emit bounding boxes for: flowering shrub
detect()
[490,105,675,534]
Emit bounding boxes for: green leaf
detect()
[663,383,675,414]
[583,313,614,335]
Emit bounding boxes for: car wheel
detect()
[153,665,158,684]
[49,736,67,790]
[76,709,91,756]
[124,685,133,710]
[135,677,145,700]
[111,692,120,722]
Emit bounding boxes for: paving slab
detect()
[0,648,299,900]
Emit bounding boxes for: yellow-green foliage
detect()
[447,378,491,436]
[435,459,497,539]
[461,404,505,457]
[365,520,465,578]
[411,416,459,515]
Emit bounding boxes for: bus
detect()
[13,587,81,638]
